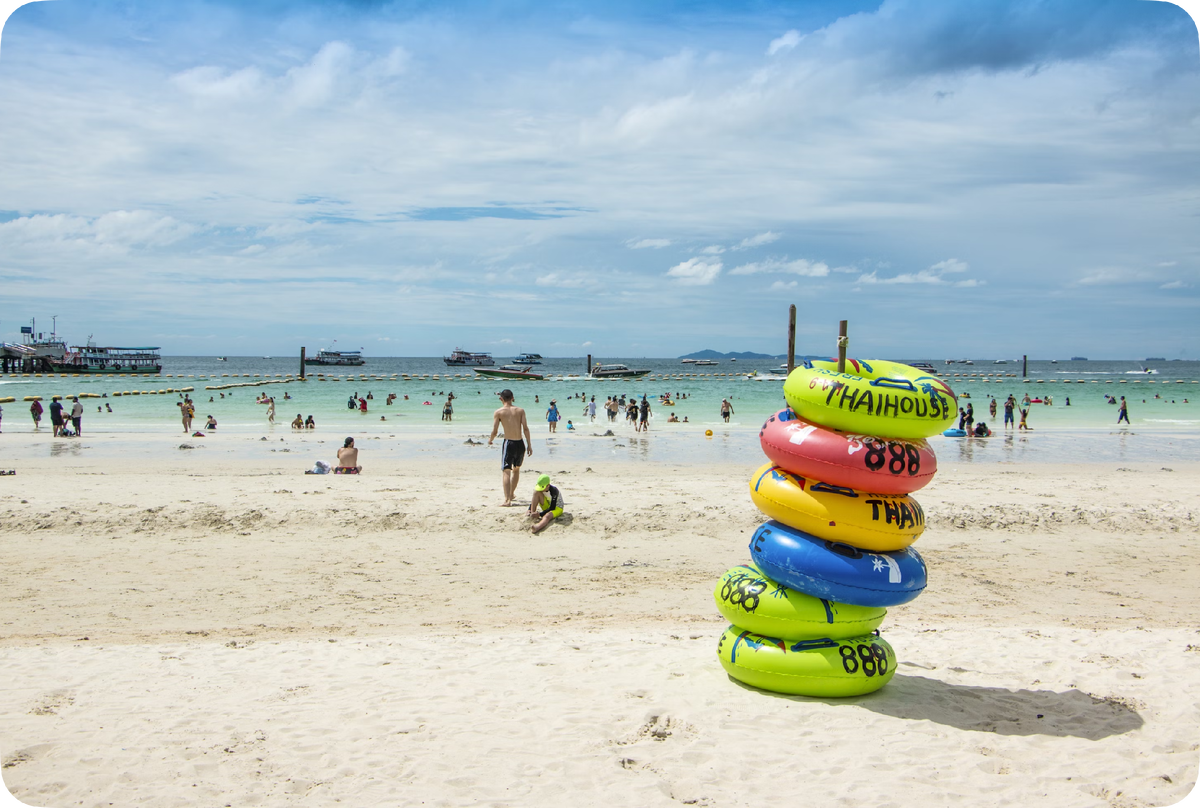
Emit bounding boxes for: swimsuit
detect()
[501,439,526,470]
[538,484,564,518]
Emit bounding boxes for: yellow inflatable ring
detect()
[714,564,886,639]
[784,358,957,440]
[749,463,924,552]
[717,626,897,697]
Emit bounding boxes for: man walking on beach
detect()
[637,395,651,433]
[489,389,532,507]
[1118,396,1130,424]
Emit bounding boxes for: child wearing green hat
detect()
[527,473,564,534]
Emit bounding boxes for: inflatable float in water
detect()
[760,408,937,495]
[942,428,966,437]
[784,358,957,440]
[717,625,897,697]
[714,564,886,640]
[748,520,927,608]
[748,463,925,552]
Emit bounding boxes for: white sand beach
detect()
[1,434,1198,806]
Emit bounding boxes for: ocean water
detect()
[2,357,1197,464]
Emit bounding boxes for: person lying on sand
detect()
[527,474,564,534]
[335,437,361,473]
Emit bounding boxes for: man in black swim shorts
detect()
[488,389,533,507]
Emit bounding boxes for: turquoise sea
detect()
[2,357,1198,464]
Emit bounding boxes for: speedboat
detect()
[589,363,650,379]
[474,365,544,380]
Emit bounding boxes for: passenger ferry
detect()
[50,344,163,374]
[512,352,543,365]
[444,348,495,367]
[305,348,365,366]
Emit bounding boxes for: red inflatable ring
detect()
[759,408,938,495]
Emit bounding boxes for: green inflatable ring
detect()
[783,358,957,440]
[716,626,898,697]
[713,564,886,639]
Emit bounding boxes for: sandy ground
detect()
[1,433,1198,807]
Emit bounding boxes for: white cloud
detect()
[857,259,980,286]
[930,258,969,274]
[730,257,829,277]
[700,245,725,254]
[1076,268,1144,286]
[666,257,722,285]
[735,232,781,250]
[581,341,593,347]
[627,238,672,249]
[172,65,267,101]
[767,30,802,56]
[535,272,590,288]
[0,211,194,251]
[769,280,798,290]
[1160,280,1188,289]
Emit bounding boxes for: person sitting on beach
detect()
[972,421,991,437]
[335,437,361,473]
[292,414,304,430]
[527,474,564,534]
[305,415,315,429]
[566,420,575,431]
[205,415,217,430]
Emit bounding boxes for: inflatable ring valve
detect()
[717,626,897,697]
[714,564,886,639]
[749,463,924,552]
[784,358,957,440]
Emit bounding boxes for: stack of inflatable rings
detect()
[714,358,957,697]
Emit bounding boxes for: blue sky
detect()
[0,0,1197,358]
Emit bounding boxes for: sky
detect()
[0,0,1198,359]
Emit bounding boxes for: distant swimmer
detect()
[488,389,532,507]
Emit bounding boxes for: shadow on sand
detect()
[730,672,1143,740]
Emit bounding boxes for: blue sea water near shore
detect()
[2,357,1197,464]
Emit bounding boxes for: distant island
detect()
[679,349,782,360]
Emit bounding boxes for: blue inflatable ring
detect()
[748,520,927,608]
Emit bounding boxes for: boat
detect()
[1071,357,1088,361]
[444,348,495,367]
[1049,359,1057,364]
[216,357,228,361]
[1126,366,1159,375]
[50,343,163,374]
[906,362,940,376]
[305,348,365,366]
[994,360,1008,364]
[512,352,543,365]
[681,359,697,364]
[693,359,719,366]
[1146,357,1166,361]
[589,362,650,379]
[474,365,544,381]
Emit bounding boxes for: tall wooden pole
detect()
[837,320,848,373]
[787,305,797,374]
[300,347,306,379]
[1023,354,1027,378]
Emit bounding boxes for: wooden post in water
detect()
[587,354,592,375]
[1023,354,1027,378]
[787,305,797,374]
[300,347,306,379]
[837,320,848,373]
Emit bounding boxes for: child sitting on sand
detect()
[528,474,564,534]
